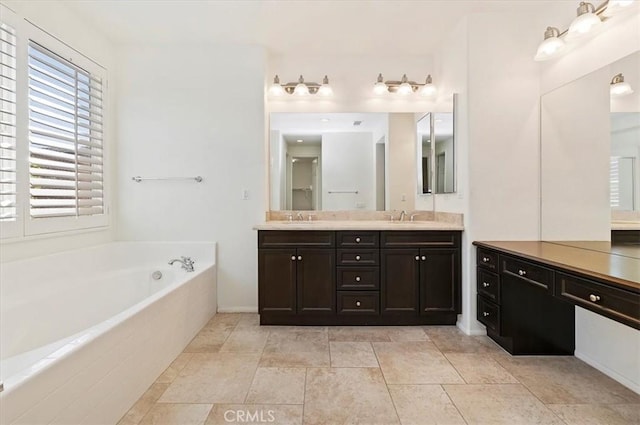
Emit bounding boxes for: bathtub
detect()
[0,241,217,425]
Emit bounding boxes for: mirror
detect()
[417,95,456,195]
[541,51,639,244]
[269,113,389,211]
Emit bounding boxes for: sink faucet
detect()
[399,210,407,221]
[296,212,304,221]
[169,256,195,272]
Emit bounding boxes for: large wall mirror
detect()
[541,51,639,245]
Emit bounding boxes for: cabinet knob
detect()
[298,256,302,261]
[483,312,490,317]
[355,237,361,243]
[291,256,296,261]
[415,256,420,261]
[482,257,490,263]
[589,294,601,303]
[518,269,527,276]
[356,301,361,307]
[355,255,361,261]
[421,256,426,261]
[355,276,361,282]
[483,282,490,288]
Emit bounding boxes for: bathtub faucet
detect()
[169,256,195,272]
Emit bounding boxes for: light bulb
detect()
[268,75,285,96]
[318,75,333,96]
[568,2,602,39]
[397,74,413,95]
[373,73,388,95]
[419,75,437,97]
[610,73,634,97]
[534,27,566,61]
[293,75,309,96]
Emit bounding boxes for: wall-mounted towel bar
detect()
[131,176,203,183]
[327,190,358,194]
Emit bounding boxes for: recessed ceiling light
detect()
[321,118,330,122]
[296,139,303,143]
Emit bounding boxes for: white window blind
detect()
[610,156,620,208]
[28,41,104,219]
[0,20,17,222]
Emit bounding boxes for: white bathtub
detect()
[0,241,217,425]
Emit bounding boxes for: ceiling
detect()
[61,0,563,56]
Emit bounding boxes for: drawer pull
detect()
[355,276,361,282]
[355,255,361,261]
[482,257,490,263]
[589,294,601,303]
[298,256,302,261]
[518,269,527,276]
[356,301,361,307]
[415,255,420,261]
[482,282,490,288]
[355,237,361,243]
[421,255,427,261]
[483,312,490,317]
[291,256,296,261]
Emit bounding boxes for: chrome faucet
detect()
[399,210,407,221]
[296,212,304,221]
[169,256,195,272]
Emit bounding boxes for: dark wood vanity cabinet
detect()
[259,230,462,325]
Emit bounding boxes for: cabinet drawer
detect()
[477,247,498,272]
[337,231,379,248]
[258,231,335,248]
[381,231,459,248]
[501,256,553,292]
[337,249,379,266]
[555,272,640,329]
[337,267,380,290]
[477,295,500,333]
[338,291,380,315]
[477,269,500,304]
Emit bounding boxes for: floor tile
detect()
[245,368,306,404]
[329,326,392,342]
[388,384,465,425]
[330,342,379,367]
[219,329,269,353]
[445,353,518,384]
[386,326,430,342]
[234,314,261,329]
[373,342,464,384]
[304,368,399,424]
[494,356,640,404]
[424,326,504,354]
[117,383,170,425]
[258,350,330,368]
[183,326,233,353]
[155,353,194,384]
[205,313,244,327]
[548,404,640,425]
[139,403,212,425]
[159,353,260,404]
[204,404,303,425]
[444,383,564,425]
[609,404,640,423]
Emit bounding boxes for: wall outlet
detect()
[401,193,406,202]
[241,189,250,200]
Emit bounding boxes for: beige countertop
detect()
[612,221,640,231]
[253,220,464,231]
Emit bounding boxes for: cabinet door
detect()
[419,248,459,314]
[258,249,297,314]
[297,248,336,314]
[381,249,420,315]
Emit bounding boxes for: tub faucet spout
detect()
[169,256,195,272]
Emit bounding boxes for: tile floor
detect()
[118,314,640,425]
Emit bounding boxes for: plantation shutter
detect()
[0,20,17,222]
[28,41,104,219]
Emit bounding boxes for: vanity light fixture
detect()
[534,1,633,61]
[373,73,438,97]
[268,75,333,96]
[610,73,634,97]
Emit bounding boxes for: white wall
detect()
[0,0,116,262]
[115,44,266,312]
[322,133,374,210]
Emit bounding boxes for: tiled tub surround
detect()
[0,242,217,425]
[119,313,640,425]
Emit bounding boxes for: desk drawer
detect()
[502,256,553,292]
[556,272,640,329]
[477,269,500,304]
[258,231,335,248]
[381,231,459,248]
[477,295,500,333]
[337,249,379,266]
[477,247,499,272]
[337,267,379,290]
[337,231,379,248]
[338,291,380,315]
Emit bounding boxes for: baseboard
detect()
[457,321,487,336]
[575,350,640,395]
[217,306,259,313]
